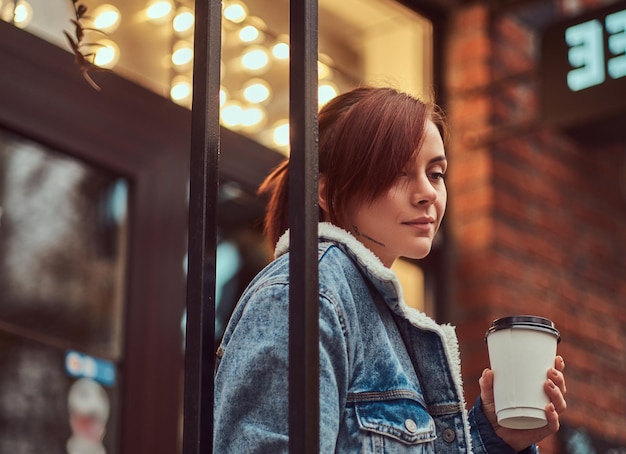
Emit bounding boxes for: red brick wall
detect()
[445,2,626,452]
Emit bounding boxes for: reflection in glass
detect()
[0,129,128,360]
[0,332,120,453]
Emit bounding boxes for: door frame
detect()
[0,21,189,453]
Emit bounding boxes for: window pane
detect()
[9,0,432,154]
[0,331,120,454]
[0,129,128,360]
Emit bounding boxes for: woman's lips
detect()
[402,217,434,233]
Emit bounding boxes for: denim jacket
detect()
[214,223,536,453]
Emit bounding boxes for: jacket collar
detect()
[274,222,471,446]
[275,222,470,447]
[275,223,447,335]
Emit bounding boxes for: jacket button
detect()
[404,419,418,434]
[442,428,456,443]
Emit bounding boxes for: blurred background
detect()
[0,0,624,452]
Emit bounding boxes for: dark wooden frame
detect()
[0,20,189,453]
[0,20,283,453]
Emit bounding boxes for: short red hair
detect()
[259,86,447,247]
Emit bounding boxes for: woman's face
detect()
[347,120,447,267]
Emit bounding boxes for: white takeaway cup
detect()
[485,315,561,430]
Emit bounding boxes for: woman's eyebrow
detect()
[429,155,447,164]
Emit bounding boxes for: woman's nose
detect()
[410,177,438,206]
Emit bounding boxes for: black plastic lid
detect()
[485,315,561,343]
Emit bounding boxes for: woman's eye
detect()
[430,172,446,181]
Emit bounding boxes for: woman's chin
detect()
[404,243,433,260]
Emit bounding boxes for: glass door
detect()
[0,130,128,453]
[0,19,190,453]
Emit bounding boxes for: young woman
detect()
[213,87,567,453]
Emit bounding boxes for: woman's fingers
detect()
[479,368,499,426]
[555,355,565,372]
[549,366,567,396]
[545,374,567,414]
[544,402,561,432]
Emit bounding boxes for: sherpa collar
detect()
[274,222,472,450]
[276,222,446,333]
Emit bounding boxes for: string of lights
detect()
[1,0,428,155]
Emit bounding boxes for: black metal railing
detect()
[288,0,320,451]
[183,0,320,452]
[183,0,222,452]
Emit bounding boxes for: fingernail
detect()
[551,368,559,377]
[482,368,489,377]
[548,379,556,389]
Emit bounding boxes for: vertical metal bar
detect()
[289,0,319,452]
[183,0,221,453]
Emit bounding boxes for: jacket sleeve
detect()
[213,280,349,454]
[468,396,538,454]
[213,282,291,453]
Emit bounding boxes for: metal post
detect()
[289,0,319,452]
[183,0,221,453]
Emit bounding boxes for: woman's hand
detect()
[479,355,567,452]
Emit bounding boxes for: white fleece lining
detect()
[275,223,473,451]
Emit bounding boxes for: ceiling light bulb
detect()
[93,39,120,69]
[241,46,269,72]
[13,0,33,28]
[239,25,259,42]
[241,106,266,129]
[172,41,193,66]
[221,101,244,129]
[272,42,289,60]
[223,1,247,24]
[146,0,174,23]
[93,4,121,33]
[319,82,338,106]
[242,79,271,104]
[318,61,332,80]
[171,76,192,102]
[173,7,194,34]
[273,120,290,147]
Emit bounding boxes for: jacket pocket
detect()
[353,395,437,451]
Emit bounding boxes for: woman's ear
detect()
[318,174,329,214]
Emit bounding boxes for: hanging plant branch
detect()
[64,0,110,91]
